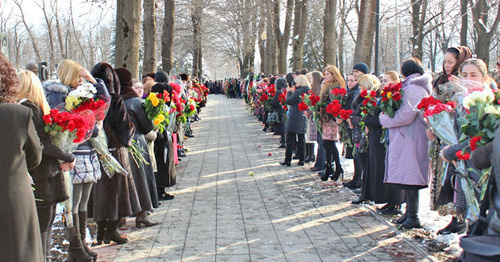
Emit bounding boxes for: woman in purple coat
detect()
[379,58,431,229]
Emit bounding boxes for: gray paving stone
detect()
[95,95,432,261]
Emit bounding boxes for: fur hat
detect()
[179,73,189,81]
[115,67,132,88]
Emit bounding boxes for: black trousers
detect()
[36,203,57,233]
[285,132,305,162]
[324,140,341,168]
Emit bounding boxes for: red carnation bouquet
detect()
[380,82,403,118]
[43,108,95,228]
[418,96,480,220]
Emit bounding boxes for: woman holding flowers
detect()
[18,70,76,261]
[270,78,287,148]
[318,66,344,181]
[0,53,43,262]
[91,62,140,246]
[117,68,160,228]
[308,71,327,172]
[437,58,494,234]
[151,82,176,201]
[382,71,400,88]
[280,75,310,166]
[380,58,432,229]
[44,59,108,261]
[342,74,361,189]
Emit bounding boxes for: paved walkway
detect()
[94,95,431,262]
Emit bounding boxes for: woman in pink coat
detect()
[380,58,431,229]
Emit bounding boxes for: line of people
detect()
[232,48,499,258]
[0,52,207,262]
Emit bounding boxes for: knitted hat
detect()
[353,63,369,74]
[155,71,169,83]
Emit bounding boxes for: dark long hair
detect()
[91,62,121,94]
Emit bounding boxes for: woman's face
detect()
[132,82,144,97]
[443,52,458,75]
[347,75,357,89]
[324,70,333,82]
[460,64,487,83]
[382,74,396,88]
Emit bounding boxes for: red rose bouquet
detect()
[380,82,403,118]
[359,89,378,115]
[325,99,341,117]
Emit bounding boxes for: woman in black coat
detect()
[117,68,160,228]
[17,70,76,261]
[91,62,140,245]
[270,78,287,148]
[0,53,44,262]
[151,83,176,201]
[279,75,310,166]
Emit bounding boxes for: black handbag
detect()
[460,175,500,261]
[34,172,70,207]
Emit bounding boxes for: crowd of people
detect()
[0,52,208,261]
[225,47,499,259]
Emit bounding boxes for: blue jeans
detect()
[313,130,326,169]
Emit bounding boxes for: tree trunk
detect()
[353,0,376,68]
[292,0,308,71]
[143,0,156,75]
[258,9,266,75]
[40,0,55,72]
[161,0,174,74]
[460,0,467,46]
[115,0,142,79]
[191,0,203,78]
[338,0,345,74]
[470,0,500,65]
[274,0,293,74]
[323,0,337,68]
[53,0,67,59]
[265,5,275,74]
[410,0,428,61]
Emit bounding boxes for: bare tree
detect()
[353,0,377,67]
[143,0,157,74]
[323,0,337,67]
[191,0,203,77]
[115,0,142,78]
[162,0,175,73]
[292,0,308,71]
[13,0,41,61]
[469,0,500,65]
[460,0,468,46]
[274,0,293,74]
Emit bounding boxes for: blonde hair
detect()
[384,71,400,83]
[357,74,381,91]
[57,59,82,87]
[17,70,51,115]
[459,58,489,77]
[295,74,310,87]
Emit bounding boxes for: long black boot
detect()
[66,215,93,262]
[320,164,333,181]
[401,189,421,229]
[78,212,97,260]
[104,220,128,244]
[343,159,361,189]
